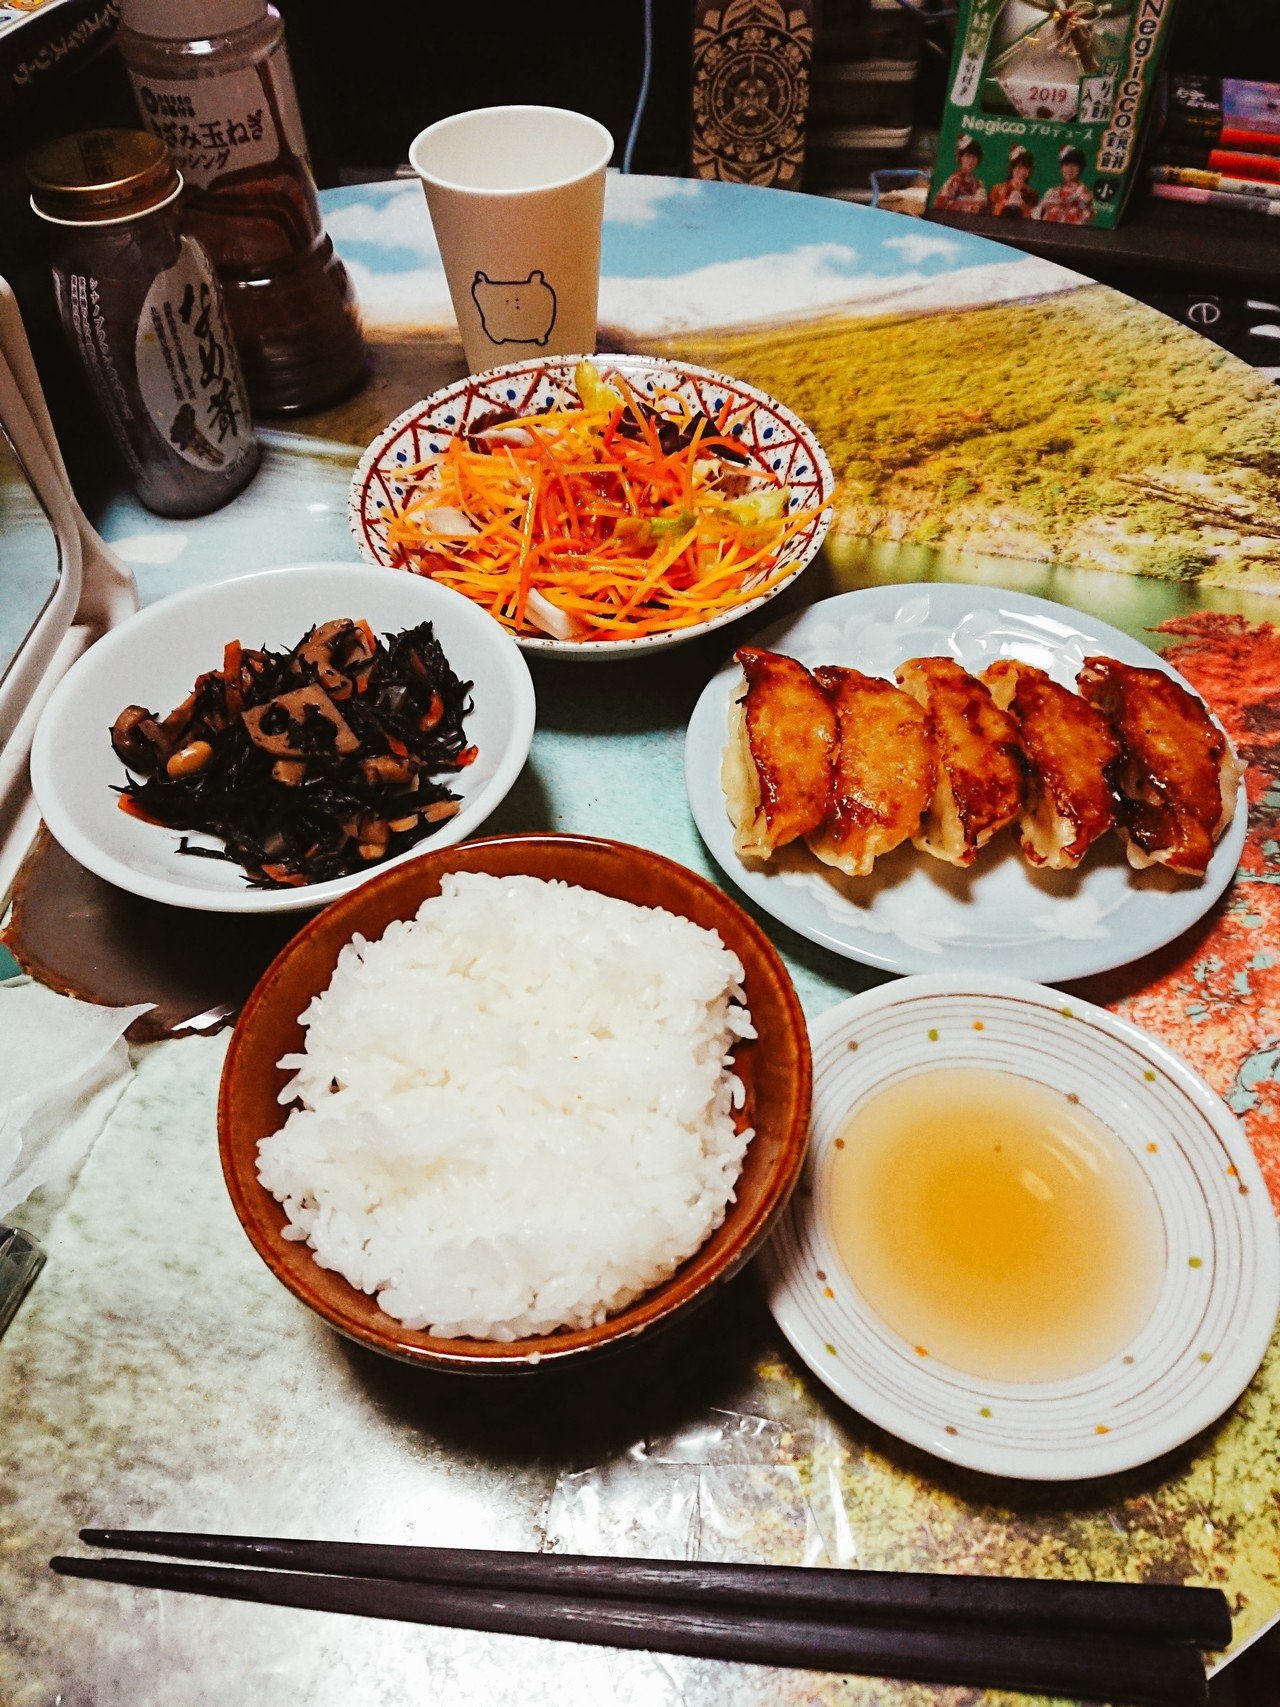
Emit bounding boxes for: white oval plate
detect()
[763,976,1279,1481]
[348,353,834,660]
[685,584,1247,983]
[30,563,536,914]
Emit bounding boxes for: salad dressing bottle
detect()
[115,0,367,414]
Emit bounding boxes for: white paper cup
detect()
[409,106,614,373]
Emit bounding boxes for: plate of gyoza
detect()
[684,585,1247,982]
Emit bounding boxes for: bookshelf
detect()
[928,190,1280,295]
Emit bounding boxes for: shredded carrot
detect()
[380,370,821,642]
[117,795,165,825]
[259,862,309,887]
[222,638,243,718]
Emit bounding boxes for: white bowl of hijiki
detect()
[30,563,536,914]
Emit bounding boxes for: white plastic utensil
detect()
[0,277,137,906]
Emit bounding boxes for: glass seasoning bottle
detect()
[26,128,261,519]
[115,0,368,415]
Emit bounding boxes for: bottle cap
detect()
[117,0,267,39]
[26,130,182,224]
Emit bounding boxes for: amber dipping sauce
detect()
[827,1068,1165,1384]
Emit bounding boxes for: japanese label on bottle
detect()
[67,270,147,484]
[135,238,255,472]
[128,60,308,189]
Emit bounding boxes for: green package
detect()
[930,0,1181,228]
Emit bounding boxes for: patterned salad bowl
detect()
[348,354,835,660]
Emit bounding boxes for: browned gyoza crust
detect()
[728,647,837,856]
[1077,657,1241,877]
[806,666,937,876]
[897,656,1025,867]
[983,659,1120,869]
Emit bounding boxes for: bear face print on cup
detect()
[410,107,613,373]
[471,270,557,348]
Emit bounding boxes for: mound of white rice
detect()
[257,872,756,1339]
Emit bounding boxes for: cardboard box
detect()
[929,0,1182,229]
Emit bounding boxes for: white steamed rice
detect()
[257,872,756,1339]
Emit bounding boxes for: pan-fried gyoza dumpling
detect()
[805,666,936,877]
[1077,656,1243,877]
[896,656,1024,868]
[722,647,837,860]
[982,659,1120,870]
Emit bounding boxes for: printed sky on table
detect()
[325,174,1082,337]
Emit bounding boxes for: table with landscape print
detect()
[2,174,1279,1707]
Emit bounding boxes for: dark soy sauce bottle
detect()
[27,128,260,518]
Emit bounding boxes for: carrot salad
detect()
[381,361,821,642]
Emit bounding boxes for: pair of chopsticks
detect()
[52,1532,1228,1705]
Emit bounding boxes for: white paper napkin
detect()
[0,982,151,1221]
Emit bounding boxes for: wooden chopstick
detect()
[51,1554,1209,1706]
[77,1529,1232,1649]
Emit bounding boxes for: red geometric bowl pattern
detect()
[348,354,835,658]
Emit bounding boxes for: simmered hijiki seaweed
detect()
[110,619,475,888]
